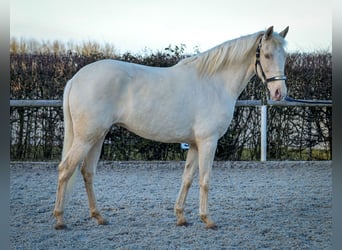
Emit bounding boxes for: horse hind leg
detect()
[80,136,108,226]
[174,144,198,226]
[53,139,93,229]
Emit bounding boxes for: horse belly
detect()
[119,102,196,143]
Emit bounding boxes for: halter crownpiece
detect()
[254,38,287,84]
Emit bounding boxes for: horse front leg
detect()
[198,138,218,229]
[174,145,198,226]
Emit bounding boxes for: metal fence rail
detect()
[10,99,332,161]
[10,99,332,107]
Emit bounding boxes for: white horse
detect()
[54,26,289,229]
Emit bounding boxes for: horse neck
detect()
[219,54,256,100]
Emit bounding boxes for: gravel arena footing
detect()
[10,161,331,249]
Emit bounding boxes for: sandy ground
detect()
[10,161,331,249]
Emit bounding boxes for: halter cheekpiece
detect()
[254,38,287,84]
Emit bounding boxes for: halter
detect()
[254,38,287,84]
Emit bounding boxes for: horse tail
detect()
[62,79,74,159]
[61,80,78,193]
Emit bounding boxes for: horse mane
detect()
[176,30,286,77]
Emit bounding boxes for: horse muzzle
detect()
[268,80,287,101]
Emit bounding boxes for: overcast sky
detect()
[10,0,331,54]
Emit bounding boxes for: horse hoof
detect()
[176,220,188,227]
[205,223,218,230]
[98,219,109,225]
[55,223,67,230]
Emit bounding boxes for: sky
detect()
[10,0,331,54]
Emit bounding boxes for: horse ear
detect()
[264,26,274,40]
[279,26,289,38]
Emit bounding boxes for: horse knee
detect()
[199,172,211,191]
[183,178,193,189]
[81,167,94,184]
[182,170,195,189]
[200,182,209,193]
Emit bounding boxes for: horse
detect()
[53,26,289,230]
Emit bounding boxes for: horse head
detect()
[255,26,289,101]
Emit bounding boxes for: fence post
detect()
[260,105,267,161]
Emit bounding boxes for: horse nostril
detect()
[274,89,282,100]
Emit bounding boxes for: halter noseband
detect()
[254,38,287,84]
